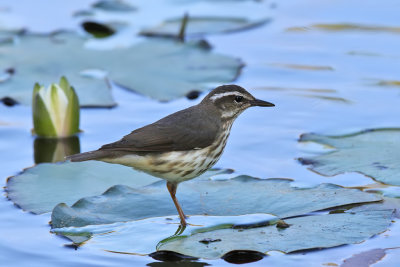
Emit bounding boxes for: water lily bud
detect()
[32,77,80,138]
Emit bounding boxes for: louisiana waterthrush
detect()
[68,85,274,226]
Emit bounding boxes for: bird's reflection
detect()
[34,136,80,164]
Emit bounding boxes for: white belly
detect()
[102,134,230,184]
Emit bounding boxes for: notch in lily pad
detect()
[32,77,80,138]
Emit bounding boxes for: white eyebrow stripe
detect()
[210,92,246,101]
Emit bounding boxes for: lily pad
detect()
[91,0,136,12]
[51,176,381,229]
[6,160,231,214]
[50,177,391,258]
[0,33,242,106]
[159,210,392,259]
[140,16,270,38]
[298,128,400,186]
[52,214,280,249]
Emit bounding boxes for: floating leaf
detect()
[255,86,350,103]
[287,23,400,34]
[159,210,392,259]
[376,80,400,87]
[52,214,279,248]
[256,86,337,93]
[0,34,115,107]
[296,94,351,103]
[6,161,230,214]
[140,16,270,38]
[49,174,390,257]
[51,176,381,229]
[349,196,400,219]
[91,0,136,12]
[0,33,242,106]
[299,128,400,186]
[347,51,383,57]
[270,63,334,71]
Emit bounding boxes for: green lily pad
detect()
[0,34,115,107]
[159,210,392,259]
[51,176,381,229]
[6,160,231,214]
[140,16,270,38]
[49,172,389,258]
[52,214,280,248]
[0,33,242,106]
[298,128,400,186]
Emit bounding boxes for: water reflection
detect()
[149,250,199,263]
[222,250,266,264]
[147,261,210,267]
[34,136,80,164]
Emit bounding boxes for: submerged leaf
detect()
[140,16,270,38]
[51,176,381,228]
[299,128,400,186]
[0,33,242,106]
[341,248,387,267]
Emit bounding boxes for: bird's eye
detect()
[234,96,243,103]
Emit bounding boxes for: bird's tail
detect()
[67,150,109,162]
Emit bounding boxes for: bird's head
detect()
[201,85,275,119]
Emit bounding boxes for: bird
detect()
[67,85,274,226]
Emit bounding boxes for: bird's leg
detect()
[167,182,187,226]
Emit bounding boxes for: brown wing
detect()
[99,105,220,152]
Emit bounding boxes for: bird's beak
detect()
[250,99,275,107]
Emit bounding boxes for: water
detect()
[1,0,400,265]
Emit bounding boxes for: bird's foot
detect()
[175,223,187,235]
